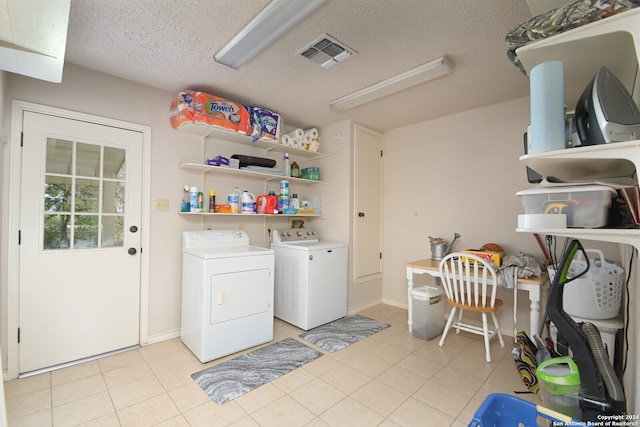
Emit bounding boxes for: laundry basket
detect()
[468,393,577,426]
[548,249,624,320]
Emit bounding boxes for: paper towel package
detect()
[170,90,252,135]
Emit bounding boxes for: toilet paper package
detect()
[248,107,282,142]
[169,90,252,135]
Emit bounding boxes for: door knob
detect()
[358,212,365,217]
[130,225,138,233]
[128,247,137,255]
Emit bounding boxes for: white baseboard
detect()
[146,329,181,345]
[381,298,407,310]
[348,298,383,315]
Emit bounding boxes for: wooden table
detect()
[405,258,549,337]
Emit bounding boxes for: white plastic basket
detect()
[548,249,624,320]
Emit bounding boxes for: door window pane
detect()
[43,214,70,249]
[102,216,124,247]
[45,139,73,174]
[44,176,72,212]
[75,178,99,213]
[104,147,126,179]
[103,181,125,214]
[74,215,98,248]
[76,143,101,177]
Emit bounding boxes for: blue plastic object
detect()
[468,393,577,427]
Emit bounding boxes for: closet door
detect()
[353,125,383,282]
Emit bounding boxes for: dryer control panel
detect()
[272,228,319,243]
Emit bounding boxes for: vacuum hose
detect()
[582,323,625,405]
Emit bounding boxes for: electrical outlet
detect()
[155,199,169,211]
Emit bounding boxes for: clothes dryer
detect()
[181,230,274,362]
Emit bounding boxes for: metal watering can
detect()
[429,233,461,261]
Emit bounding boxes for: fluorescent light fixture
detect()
[214,0,328,69]
[329,56,454,111]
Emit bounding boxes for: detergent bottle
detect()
[241,190,256,214]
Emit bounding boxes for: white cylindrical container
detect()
[228,188,239,214]
[189,186,199,213]
[284,153,290,177]
[279,180,289,197]
[530,61,565,153]
[241,190,256,214]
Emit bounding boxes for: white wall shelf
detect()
[516,8,640,110]
[177,123,321,158]
[516,227,640,249]
[178,212,321,217]
[515,8,640,252]
[178,162,325,185]
[519,140,639,183]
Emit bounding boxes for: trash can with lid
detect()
[536,357,582,421]
[411,285,444,340]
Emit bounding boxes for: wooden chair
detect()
[438,252,504,362]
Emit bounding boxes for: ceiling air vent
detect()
[297,34,357,70]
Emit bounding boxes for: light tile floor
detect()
[4,304,539,426]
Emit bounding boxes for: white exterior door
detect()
[19,111,143,374]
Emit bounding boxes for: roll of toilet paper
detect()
[285,128,304,139]
[304,128,319,139]
[281,134,292,146]
[530,61,565,153]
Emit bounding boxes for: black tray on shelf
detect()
[231,154,277,168]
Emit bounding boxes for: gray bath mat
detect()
[299,315,391,353]
[191,338,323,404]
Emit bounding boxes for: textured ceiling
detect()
[64,0,537,131]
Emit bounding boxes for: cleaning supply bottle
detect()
[290,160,300,178]
[196,191,204,212]
[228,186,240,213]
[284,152,290,177]
[182,185,191,212]
[241,190,256,214]
[290,193,300,210]
[189,186,199,212]
[209,190,216,213]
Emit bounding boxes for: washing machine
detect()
[181,230,274,363]
[271,228,348,330]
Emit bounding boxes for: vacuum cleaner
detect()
[547,239,626,420]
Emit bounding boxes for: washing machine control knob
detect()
[233,231,243,238]
[297,231,303,237]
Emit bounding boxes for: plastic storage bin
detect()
[516,185,616,228]
[411,286,444,340]
[469,393,577,426]
[536,357,582,421]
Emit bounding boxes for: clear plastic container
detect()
[516,185,616,228]
[536,357,582,421]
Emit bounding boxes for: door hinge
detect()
[21,132,24,147]
[380,252,383,259]
[17,328,20,343]
[18,230,21,245]
[380,150,383,157]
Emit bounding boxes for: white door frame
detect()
[5,100,151,380]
